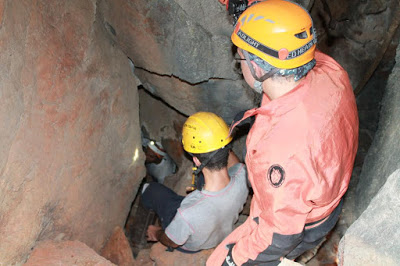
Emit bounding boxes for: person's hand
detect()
[146,225,162,242]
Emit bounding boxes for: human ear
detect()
[250,60,265,78]
[193,157,201,166]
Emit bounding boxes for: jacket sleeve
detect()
[231,157,314,265]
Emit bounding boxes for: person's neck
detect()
[262,76,303,100]
[202,167,230,192]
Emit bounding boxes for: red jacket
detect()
[207,51,359,265]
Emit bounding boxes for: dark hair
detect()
[192,144,231,171]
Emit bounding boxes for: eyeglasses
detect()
[233,58,244,75]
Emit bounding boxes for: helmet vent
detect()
[247,14,254,22]
[240,15,247,24]
[295,31,308,39]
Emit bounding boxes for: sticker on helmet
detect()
[286,38,316,60]
[267,164,285,188]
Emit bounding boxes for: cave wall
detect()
[339,169,400,265]
[336,39,400,266]
[0,0,399,264]
[354,40,400,216]
[99,0,400,124]
[99,0,257,122]
[310,0,400,94]
[0,0,145,264]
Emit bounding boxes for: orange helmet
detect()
[231,0,316,69]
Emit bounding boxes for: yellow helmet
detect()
[231,0,316,69]
[182,112,232,154]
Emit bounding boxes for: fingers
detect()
[146,225,159,241]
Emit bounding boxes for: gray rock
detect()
[338,169,400,266]
[311,0,399,92]
[100,0,257,122]
[0,1,145,264]
[354,41,400,217]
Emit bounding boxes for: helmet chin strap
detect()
[253,80,263,94]
[190,149,219,176]
[243,50,279,84]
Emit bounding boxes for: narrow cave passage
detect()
[2,0,399,265]
[121,36,398,264]
[119,6,400,261]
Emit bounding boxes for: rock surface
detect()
[25,240,115,266]
[99,0,257,122]
[101,226,135,266]
[354,42,400,217]
[135,248,154,266]
[338,169,400,265]
[0,0,145,264]
[311,0,400,93]
[100,0,400,122]
[0,0,399,265]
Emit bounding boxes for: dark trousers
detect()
[141,182,185,229]
[286,199,344,260]
[141,182,202,254]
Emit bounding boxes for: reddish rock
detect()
[25,240,115,266]
[101,226,135,266]
[135,248,154,266]
[0,0,4,25]
[0,0,145,264]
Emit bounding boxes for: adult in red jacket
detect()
[207,0,359,265]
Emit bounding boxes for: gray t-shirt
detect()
[165,163,249,251]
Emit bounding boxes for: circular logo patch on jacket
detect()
[268,164,285,188]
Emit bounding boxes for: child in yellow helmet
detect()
[142,112,249,254]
